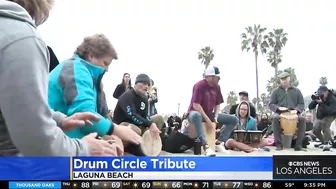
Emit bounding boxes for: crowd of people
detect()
[0,0,335,157]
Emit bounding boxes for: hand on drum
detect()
[102,135,124,156]
[82,133,118,156]
[278,107,289,112]
[113,125,142,145]
[150,123,161,140]
[290,110,298,114]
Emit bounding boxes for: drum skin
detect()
[140,130,162,156]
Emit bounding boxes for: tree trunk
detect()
[274,51,278,80]
[254,52,259,113]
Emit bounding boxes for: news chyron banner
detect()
[1,156,335,181]
[273,155,336,180]
[71,157,272,180]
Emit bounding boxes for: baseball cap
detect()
[317,86,328,95]
[204,66,220,77]
[239,91,249,97]
[279,72,290,79]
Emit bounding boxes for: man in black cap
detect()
[229,91,256,118]
[113,74,164,141]
[308,86,336,147]
[269,72,306,151]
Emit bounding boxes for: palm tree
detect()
[198,46,215,76]
[319,77,328,86]
[267,50,283,76]
[267,29,288,78]
[226,91,238,107]
[241,24,269,112]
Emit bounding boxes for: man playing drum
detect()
[113,74,164,156]
[184,66,238,156]
[226,101,268,153]
[269,72,306,151]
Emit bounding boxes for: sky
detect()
[39,0,336,115]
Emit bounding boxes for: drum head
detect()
[140,130,162,156]
[280,112,298,119]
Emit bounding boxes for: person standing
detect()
[113,73,132,99]
[269,72,306,151]
[308,86,336,147]
[148,79,158,116]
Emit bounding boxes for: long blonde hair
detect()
[8,0,54,26]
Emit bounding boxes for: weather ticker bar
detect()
[5,180,336,189]
[59,180,336,189]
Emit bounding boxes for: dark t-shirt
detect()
[187,79,224,115]
[113,89,152,127]
[306,122,313,131]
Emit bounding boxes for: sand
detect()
[157,142,335,156]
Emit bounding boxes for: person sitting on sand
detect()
[257,113,271,134]
[48,34,141,150]
[225,101,268,153]
[113,74,164,141]
[304,112,316,141]
[230,91,256,118]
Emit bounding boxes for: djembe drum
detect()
[279,111,298,135]
[247,130,263,143]
[126,130,162,156]
[234,130,248,143]
[234,130,263,144]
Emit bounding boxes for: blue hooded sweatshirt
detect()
[48,54,113,139]
[235,101,257,131]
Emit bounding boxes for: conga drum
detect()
[126,130,162,156]
[247,131,263,143]
[234,130,247,143]
[279,111,298,135]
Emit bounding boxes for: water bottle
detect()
[194,138,202,155]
